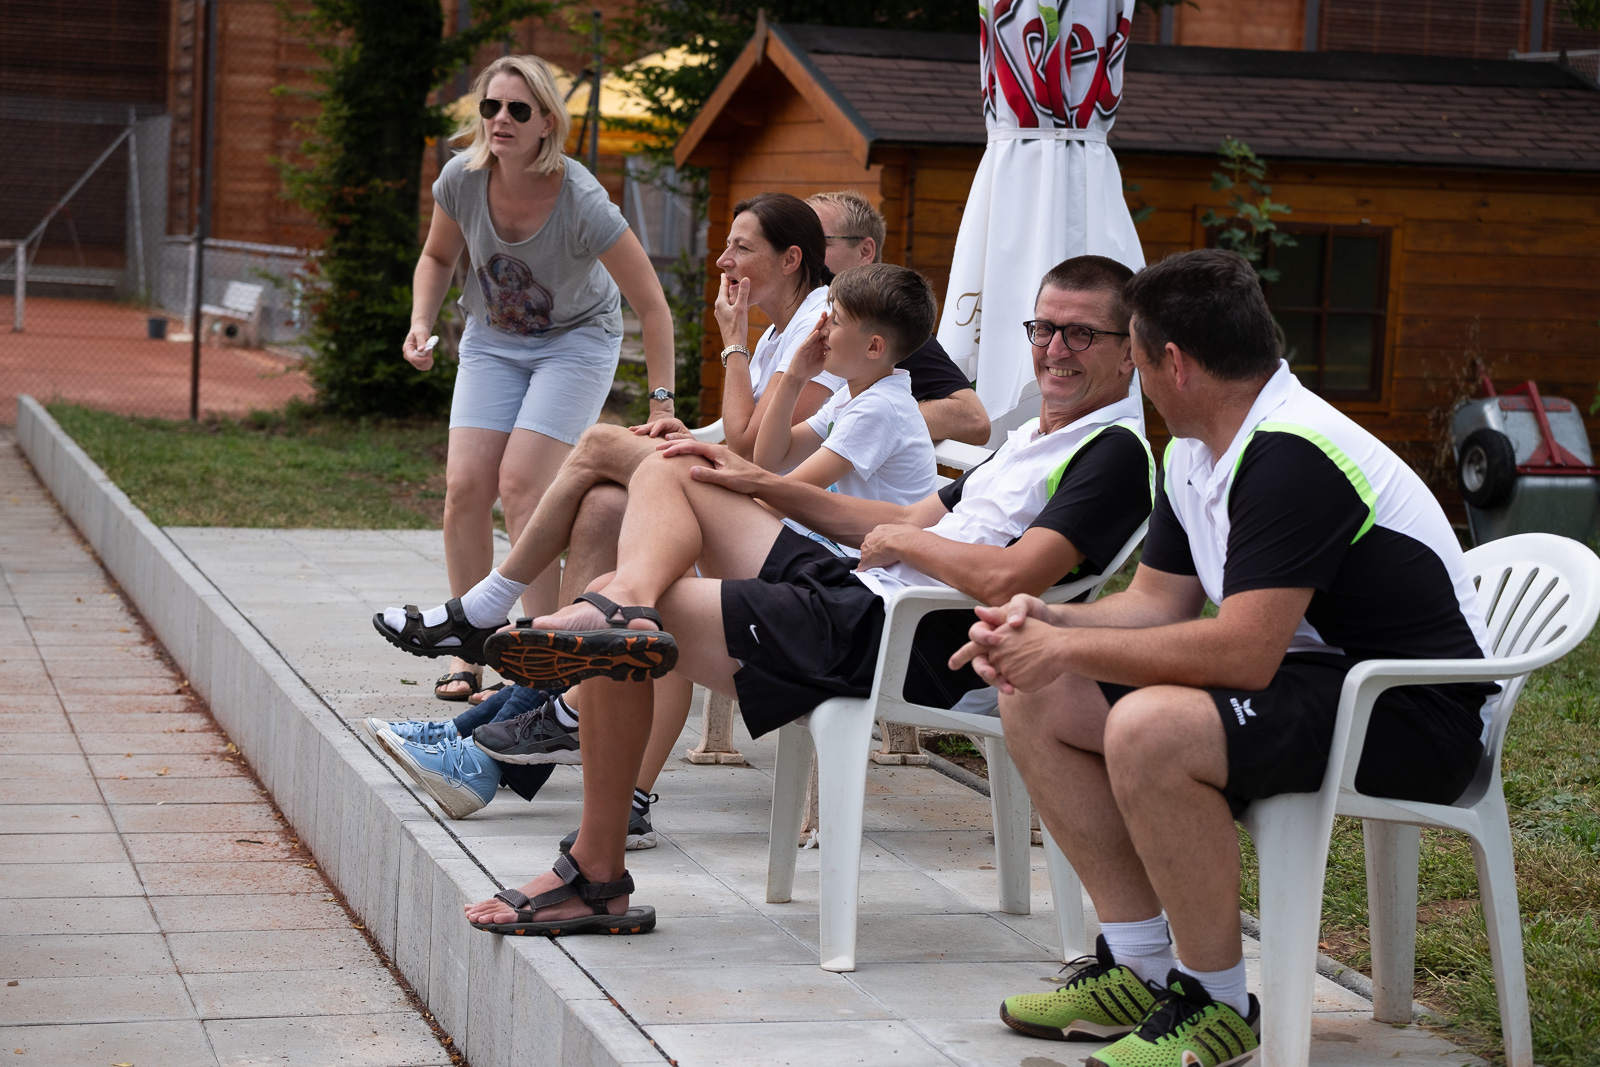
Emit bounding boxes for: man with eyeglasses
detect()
[807,192,992,445]
[452,254,1156,934]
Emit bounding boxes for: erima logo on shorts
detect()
[1230,697,1255,725]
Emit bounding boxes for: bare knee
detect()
[1104,687,1221,792]
[445,460,499,512]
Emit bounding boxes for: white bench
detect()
[200,281,265,347]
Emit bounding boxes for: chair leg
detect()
[809,698,875,972]
[984,737,1032,915]
[1470,796,1534,1067]
[1243,796,1333,1067]
[766,721,813,904]
[1038,821,1088,960]
[1364,820,1420,1023]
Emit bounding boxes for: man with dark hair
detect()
[966,249,1495,1067]
[454,255,1155,938]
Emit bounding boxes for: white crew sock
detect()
[1100,916,1176,986]
[381,569,527,640]
[551,694,579,730]
[1178,957,1250,1019]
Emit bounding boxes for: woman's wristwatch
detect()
[648,388,675,403]
[720,344,750,367]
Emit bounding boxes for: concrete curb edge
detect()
[15,396,667,1067]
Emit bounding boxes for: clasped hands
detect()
[948,594,1072,695]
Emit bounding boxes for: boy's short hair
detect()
[1036,255,1136,330]
[829,263,937,363]
[807,191,887,263]
[1123,249,1279,381]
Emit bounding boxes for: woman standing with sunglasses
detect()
[402,54,677,703]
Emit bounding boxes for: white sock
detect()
[551,694,579,730]
[380,570,526,639]
[1101,916,1176,986]
[1179,957,1250,1018]
[459,569,526,627]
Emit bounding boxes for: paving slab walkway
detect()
[0,432,453,1067]
[155,522,1488,1067]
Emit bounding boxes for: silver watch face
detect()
[649,388,674,401]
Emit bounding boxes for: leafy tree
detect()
[284,0,550,416]
[1199,137,1295,283]
[1558,0,1600,31]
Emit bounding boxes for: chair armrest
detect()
[689,418,725,444]
[934,438,991,473]
[1329,656,1519,795]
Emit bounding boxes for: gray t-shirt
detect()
[432,153,628,338]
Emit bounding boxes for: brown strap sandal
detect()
[469,852,656,937]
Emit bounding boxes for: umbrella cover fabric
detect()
[939,0,1146,425]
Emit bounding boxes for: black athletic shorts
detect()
[1098,652,1491,817]
[721,528,986,738]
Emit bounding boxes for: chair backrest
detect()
[1457,532,1600,804]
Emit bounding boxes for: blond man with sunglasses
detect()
[400,55,678,703]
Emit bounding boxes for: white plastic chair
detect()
[766,521,1147,972]
[1240,532,1600,1067]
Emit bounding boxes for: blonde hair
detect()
[807,191,886,263]
[452,55,570,175]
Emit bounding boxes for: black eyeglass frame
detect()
[1022,319,1130,351]
[479,98,535,123]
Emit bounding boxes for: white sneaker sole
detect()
[360,717,390,746]
[480,746,583,766]
[625,830,657,850]
[382,729,489,820]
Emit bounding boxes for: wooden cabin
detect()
[676,23,1600,500]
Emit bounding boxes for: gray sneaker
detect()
[472,698,581,765]
[560,797,658,851]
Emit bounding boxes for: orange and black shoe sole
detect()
[485,628,678,687]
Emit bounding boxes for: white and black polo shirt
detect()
[1142,361,1494,737]
[856,385,1155,599]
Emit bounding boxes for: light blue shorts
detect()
[449,317,621,444]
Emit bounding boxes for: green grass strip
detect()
[47,402,450,529]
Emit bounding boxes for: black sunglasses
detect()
[1023,320,1129,351]
[479,97,534,123]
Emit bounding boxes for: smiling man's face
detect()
[1031,285,1133,431]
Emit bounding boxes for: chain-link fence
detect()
[1,0,316,425]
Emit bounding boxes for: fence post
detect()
[1,241,23,332]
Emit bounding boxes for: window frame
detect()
[1264,222,1393,402]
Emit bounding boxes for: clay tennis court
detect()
[1,295,314,424]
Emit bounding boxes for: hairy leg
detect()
[999,675,1162,924]
[463,577,735,925]
[496,424,664,587]
[496,429,573,618]
[532,451,783,632]
[1103,686,1238,970]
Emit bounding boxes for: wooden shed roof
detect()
[677,23,1600,172]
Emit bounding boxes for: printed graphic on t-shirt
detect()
[477,254,555,335]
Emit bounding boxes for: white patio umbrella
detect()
[938,0,1146,425]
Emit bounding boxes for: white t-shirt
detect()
[804,370,934,506]
[747,286,846,401]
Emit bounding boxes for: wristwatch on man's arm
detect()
[648,388,675,403]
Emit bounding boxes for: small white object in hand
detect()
[422,335,439,353]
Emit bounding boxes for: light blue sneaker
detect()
[363,716,458,753]
[383,732,501,819]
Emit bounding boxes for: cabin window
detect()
[1263,225,1390,401]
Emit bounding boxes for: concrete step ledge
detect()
[15,395,667,1067]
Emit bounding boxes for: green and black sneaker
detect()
[1088,969,1260,1067]
[999,935,1160,1041]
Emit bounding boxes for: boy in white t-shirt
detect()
[754,263,937,511]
